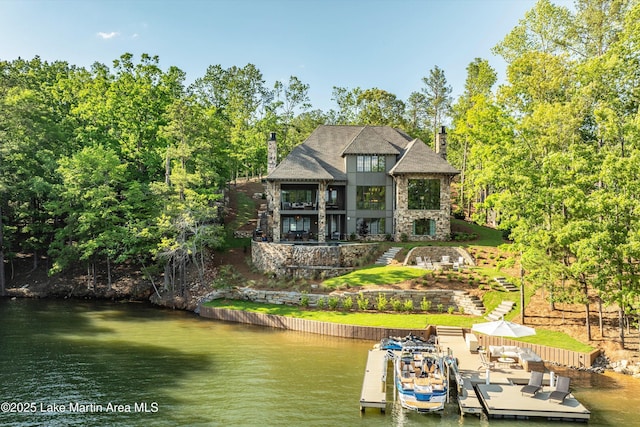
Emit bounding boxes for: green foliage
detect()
[356,293,369,310]
[447,306,455,315]
[390,297,403,312]
[437,303,444,313]
[300,292,309,307]
[403,299,414,312]
[327,296,340,310]
[342,295,353,311]
[420,297,432,312]
[376,293,388,311]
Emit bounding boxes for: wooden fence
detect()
[475,334,600,369]
[199,305,599,368]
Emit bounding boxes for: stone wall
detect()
[251,241,379,279]
[404,247,475,266]
[210,287,483,315]
[394,174,453,241]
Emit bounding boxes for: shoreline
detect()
[4,285,639,379]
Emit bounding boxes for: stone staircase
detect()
[494,277,518,292]
[375,247,402,265]
[453,292,486,316]
[484,300,515,321]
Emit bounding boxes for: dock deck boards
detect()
[359,349,388,412]
[476,384,591,421]
[435,333,591,422]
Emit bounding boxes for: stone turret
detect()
[435,126,447,160]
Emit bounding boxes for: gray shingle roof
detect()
[266,125,458,181]
[388,138,460,175]
[341,126,400,156]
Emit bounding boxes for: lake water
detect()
[0,299,638,426]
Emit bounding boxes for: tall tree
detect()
[420,65,452,145]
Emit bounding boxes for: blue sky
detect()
[0,0,569,112]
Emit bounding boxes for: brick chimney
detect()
[435,126,447,160]
[267,132,277,174]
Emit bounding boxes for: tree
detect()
[420,65,452,145]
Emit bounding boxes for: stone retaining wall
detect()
[208,287,483,315]
[251,241,379,279]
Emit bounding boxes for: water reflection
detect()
[0,299,638,426]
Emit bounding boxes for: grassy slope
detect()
[219,193,592,352]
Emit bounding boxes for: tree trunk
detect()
[598,297,604,337]
[460,138,468,217]
[0,205,5,296]
[107,255,112,291]
[619,307,626,348]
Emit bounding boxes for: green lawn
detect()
[204,299,593,352]
[321,265,427,289]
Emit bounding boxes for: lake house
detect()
[264,125,459,243]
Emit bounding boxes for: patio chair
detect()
[521,370,544,396]
[549,375,571,403]
[478,350,494,370]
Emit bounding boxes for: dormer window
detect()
[356,155,386,172]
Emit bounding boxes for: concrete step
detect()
[436,325,464,336]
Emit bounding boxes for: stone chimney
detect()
[435,126,447,160]
[267,132,277,174]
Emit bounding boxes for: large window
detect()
[413,219,436,236]
[408,179,440,210]
[357,186,385,210]
[283,216,311,232]
[356,155,386,172]
[356,218,386,235]
[282,189,313,204]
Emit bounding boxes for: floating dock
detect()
[361,331,591,422]
[438,331,590,422]
[359,349,388,412]
[475,384,590,421]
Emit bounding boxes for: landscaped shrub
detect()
[317,297,326,309]
[300,292,309,307]
[376,293,388,311]
[328,296,340,310]
[458,306,465,315]
[400,232,408,242]
[357,293,369,310]
[420,297,432,312]
[447,306,455,314]
[437,303,444,313]
[403,299,414,312]
[391,297,403,312]
[343,295,353,310]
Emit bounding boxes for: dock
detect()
[437,330,590,422]
[359,349,388,412]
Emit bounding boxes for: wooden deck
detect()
[476,384,590,421]
[437,331,591,422]
[359,349,388,412]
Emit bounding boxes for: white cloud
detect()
[97,31,120,40]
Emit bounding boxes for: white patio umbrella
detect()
[471,318,536,340]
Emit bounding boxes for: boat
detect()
[392,339,451,413]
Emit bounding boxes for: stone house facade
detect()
[264,125,459,242]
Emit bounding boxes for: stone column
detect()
[317,181,326,243]
[272,182,281,242]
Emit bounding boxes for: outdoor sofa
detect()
[488,345,545,372]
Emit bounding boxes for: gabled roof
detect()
[341,126,400,156]
[388,138,460,175]
[266,125,458,181]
